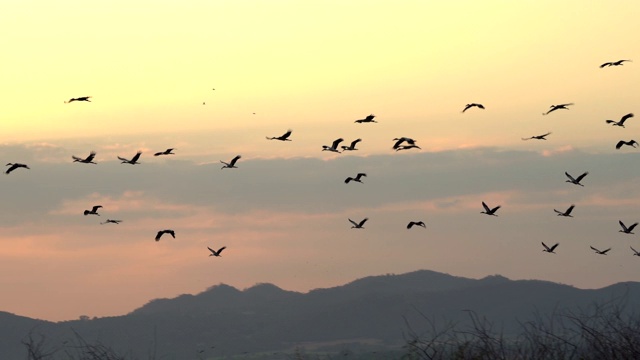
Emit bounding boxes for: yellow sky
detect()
[1,1,640,321]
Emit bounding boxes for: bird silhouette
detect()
[322,138,344,153]
[118,151,142,164]
[354,114,377,123]
[341,138,362,151]
[542,242,559,254]
[631,246,640,256]
[5,163,29,174]
[554,204,575,217]
[481,201,501,216]
[395,144,421,151]
[266,130,292,141]
[155,229,175,241]
[462,103,485,113]
[72,151,97,164]
[65,96,91,103]
[407,221,426,229]
[220,155,241,169]
[618,220,638,234]
[344,173,366,184]
[83,205,102,216]
[392,137,418,150]
[101,219,122,225]
[154,148,175,156]
[615,140,638,149]
[542,103,573,115]
[349,218,368,229]
[522,132,552,140]
[600,59,631,68]
[590,246,611,255]
[606,113,634,127]
[565,171,588,186]
[208,246,226,257]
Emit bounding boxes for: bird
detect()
[542,242,559,254]
[354,114,377,123]
[83,205,102,216]
[395,144,421,151]
[208,246,226,257]
[606,113,634,127]
[344,173,366,184]
[72,151,97,164]
[542,103,573,115]
[101,219,122,225]
[590,246,611,255]
[565,171,588,186]
[118,151,142,165]
[220,155,241,169]
[64,96,91,103]
[392,137,418,150]
[154,148,175,156]
[481,201,501,216]
[266,130,292,141]
[5,163,29,174]
[631,246,640,256]
[407,221,426,229]
[322,138,344,153]
[618,220,638,234]
[462,103,485,113]
[615,140,638,149]
[554,204,575,217]
[155,229,175,241]
[349,218,368,229]
[600,59,631,68]
[341,138,362,151]
[522,132,552,140]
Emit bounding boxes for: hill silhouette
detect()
[3,270,639,359]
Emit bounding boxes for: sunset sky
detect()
[1,1,640,321]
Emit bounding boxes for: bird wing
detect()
[155,231,163,241]
[392,138,405,149]
[331,138,344,148]
[358,218,368,227]
[482,202,491,212]
[575,172,589,182]
[92,205,102,212]
[619,220,629,232]
[605,120,616,124]
[462,104,471,113]
[407,222,414,229]
[628,223,639,232]
[351,138,362,147]
[72,155,83,161]
[616,141,625,149]
[168,230,175,238]
[131,152,142,162]
[559,103,574,107]
[631,246,639,255]
[590,246,600,252]
[281,130,292,139]
[216,246,226,255]
[490,205,501,213]
[356,173,367,180]
[553,209,562,215]
[477,104,485,109]
[564,172,576,182]
[549,243,559,252]
[365,114,375,121]
[620,113,634,124]
[565,205,575,214]
[86,152,96,162]
[541,242,550,251]
[344,177,353,184]
[348,219,358,226]
[229,155,241,166]
[600,62,612,68]
[602,248,611,254]
[154,152,162,156]
[207,246,216,254]
[117,156,129,162]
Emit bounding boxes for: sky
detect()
[1,0,640,321]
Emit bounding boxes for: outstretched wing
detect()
[564,172,576,182]
[541,242,551,251]
[229,155,241,166]
[628,222,639,232]
[348,218,358,227]
[358,218,369,227]
[490,205,501,213]
[601,248,611,254]
[548,243,559,252]
[85,152,96,162]
[131,151,142,163]
[631,246,639,255]
[590,246,600,253]
[350,138,362,147]
[407,222,415,229]
[619,113,634,124]
[207,246,216,254]
[281,130,292,139]
[575,172,589,182]
[331,138,344,149]
[482,201,491,212]
[216,246,226,255]
[616,140,626,149]
[600,62,612,68]
[155,231,163,241]
[565,205,575,215]
[117,156,129,162]
[365,114,375,121]
[91,205,102,212]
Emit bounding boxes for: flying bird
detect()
[83,205,102,216]
[5,163,29,174]
[481,201,501,216]
[266,130,293,141]
[615,140,638,149]
[542,242,559,254]
[154,148,175,156]
[395,144,421,151]
[618,220,638,234]
[590,246,611,255]
[349,218,368,229]
[631,246,640,256]
[65,96,91,103]
[341,138,362,151]
[101,219,122,225]
[407,221,426,229]
[344,173,367,184]
[522,132,552,140]
[542,103,573,115]
[220,155,241,169]
[322,138,344,153]
[606,113,634,127]
[355,114,377,123]
[208,246,226,257]
[118,151,142,165]
[72,151,97,164]
[462,103,485,113]
[392,137,418,150]
[600,59,631,68]
[565,171,588,186]
[155,229,175,241]
[554,204,575,217]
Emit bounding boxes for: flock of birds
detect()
[5,59,638,263]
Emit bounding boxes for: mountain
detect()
[2,270,639,359]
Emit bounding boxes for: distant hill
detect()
[2,270,639,359]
